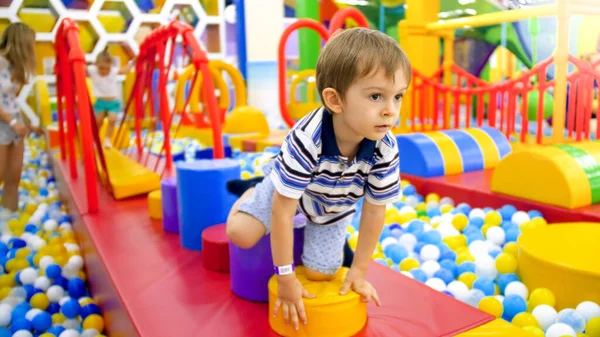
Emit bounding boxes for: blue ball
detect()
[502,294,527,321]
[439,259,458,277]
[47,302,61,315]
[375,258,388,266]
[457,261,476,275]
[489,247,502,259]
[456,203,472,215]
[497,273,520,294]
[441,291,455,297]
[68,277,86,299]
[463,225,481,235]
[406,220,425,235]
[466,232,485,245]
[39,188,49,197]
[379,226,393,241]
[24,224,38,233]
[500,205,517,220]
[390,264,401,272]
[527,210,543,219]
[410,269,428,283]
[61,299,81,319]
[472,278,495,296]
[31,311,52,332]
[413,242,426,254]
[505,227,520,243]
[53,276,69,289]
[48,326,65,336]
[420,230,442,245]
[439,248,457,263]
[388,223,402,231]
[415,195,424,202]
[427,208,442,218]
[0,328,10,337]
[10,317,31,333]
[386,245,409,264]
[483,207,493,213]
[433,268,455,285]
[45,264,62,279]
[0,242,8,255]
[393,201,406,209]
[403,185,416,196]
[470,218,484,228]
[7,249,18,260]
[557,308,586,333]
[11,303,30,322]
[390,228,403,238]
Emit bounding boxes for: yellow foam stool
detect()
[268,267,366,337]
[518,223,600,310]
[148,190,162,220]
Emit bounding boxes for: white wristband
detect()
[9,118,17,127]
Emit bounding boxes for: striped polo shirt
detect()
[269,107,401,225]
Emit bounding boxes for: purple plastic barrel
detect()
[161,176,179,234]
[229,224,305,302]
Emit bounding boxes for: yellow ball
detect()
[585,317,600,337]
[52,313,66,324]
[397,211,417,224]
[400,180,410,188]
[503,242,518,257]
[440,204,454,214]
[481,223,494,236]
[0,274,14,288]
[578,333,589,337]
[0,287,11,300]
[478,297,503,317]
[458,272,477,289]
[372,252,385,260]
[495,253,518,274]
[520,221,537,233]
[30,293,50,310]
[49,237,64,246]
[484,211,502,226]
[83,314,105,332]
[62,231,76,241]
[528,288,555,309]
[456,251,475,264]
[39,334,56,337]
[16,248,32,260]
[399,258,419,272]
[425,193,440,203]
[25,203,37,214]
[452,214,469,231]
[346,226,355,234]
[512,312,539,328]
[455,246,469,255]
[415,203,427,212]
[522,325,545,337]
[418,216,430,222]
[79,297,96,306]
[530,217,547,227]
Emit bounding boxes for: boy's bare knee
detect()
[107,114,117,124]
[305,267,337,281]
[226,217,255,249]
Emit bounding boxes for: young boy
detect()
[226,27,411,330]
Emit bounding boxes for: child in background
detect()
[88,48,134,148]
[226,28,411,330]
[0,23,39,214]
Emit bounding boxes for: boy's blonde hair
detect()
[0,23,36,86]
[316,27,411,104]
[96,47,112,64]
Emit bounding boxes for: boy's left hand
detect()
[339,267,381,306]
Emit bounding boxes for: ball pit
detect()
[0,137,106,337]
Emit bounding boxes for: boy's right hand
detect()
[11,122,27,137]
[273,274,315,331]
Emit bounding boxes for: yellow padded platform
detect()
[455,318,536,336]
[99,148,161,200]
[268,267,366,337]
[148,190,162,220]
[518,223,600,310]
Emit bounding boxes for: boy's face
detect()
[96,60,112,76]
[338,67,408,141]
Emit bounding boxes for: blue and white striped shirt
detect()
[269,107,400,225]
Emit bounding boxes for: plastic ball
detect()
[511,311,539,328]
[421,260,440,279]
[58,329,80,337]
[529,288,556,309]
[495,253,517,274]
[474,256,498,280]
[469,209,485,220]
[503,242,519,257]
[12,331,33,337]
[472,278,495,296]
[545,322,576,337]
[451,214,469,231]
[433,268,454,285]
[532,304,558,331]
[399,258,419,272]
[478,296,503,317]
[425,278,447,292]
[398,233,417,251]
[557,309,586,333]
[458,272,477,289]
[386,245,409,264]
[485,227,505,246]
[521,325,545,337]
[409,269,427,283]
[502,294,527,321]
[446,281,469,301]
[30,292,50,310]
[420,244,440,262]
[576,301,600,322]
[31,311,52,332]
[587,317,600,337]
[60,299,81,319]
[464,289,486,307]
[504,281,529,300]
[82,314,104,332]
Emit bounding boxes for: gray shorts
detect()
[0,115,22,145]
[238,166,351,275]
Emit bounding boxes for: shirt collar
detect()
[320,108,376,160]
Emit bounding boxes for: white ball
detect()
[12,331,33,337]
[440,213,454,224]
[437,222,460,238]
[446,281,469,301]
[440,197,454,206]
[545,322,576,337]
[398,234,417,250]
[59,329,81,337]
[404,196,419,208]
[25,308,43,321]
[39,256,55,271]
[32,238,47,251]
[0,304,11,327]
[34,276,51,291]
[68,255,84,270]
[469,241,489,259]
[494,295,505,303]
[59,296,71,306]
[420,244,441,262]
[557,308,586,333]
[425,278,447,292]
[576,301,600,322]
[43,219,59,232]
[401,271,413,279]
[46,285,65,303]
[485,227,505,246]
[421,260,440,279]
[484,240,501,254]
[81,329,101,337]
[475,256,498,280]
[465,289,486,307]
[532,304,558,330]
[59,223,73,232]
[381,237,398,251]
[64,243,80,252]
[62,319,81,330]
[61,264,79,280]
[511,211,530,225]
[19,267,38,285]
[426,200,439,210]
[10,287,27,300]
[504,281,529,300]
[469,208,485,220]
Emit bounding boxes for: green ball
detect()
[527,91,554,121]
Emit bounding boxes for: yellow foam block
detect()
[456,318,536,336]
[268,267,366,337]
[518,223,600,310]
[101,148,161,200]
[148,190,162,220]
[491,146,591,209]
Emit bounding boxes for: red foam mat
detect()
[404,170,600,223]
[53,157,493,337]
